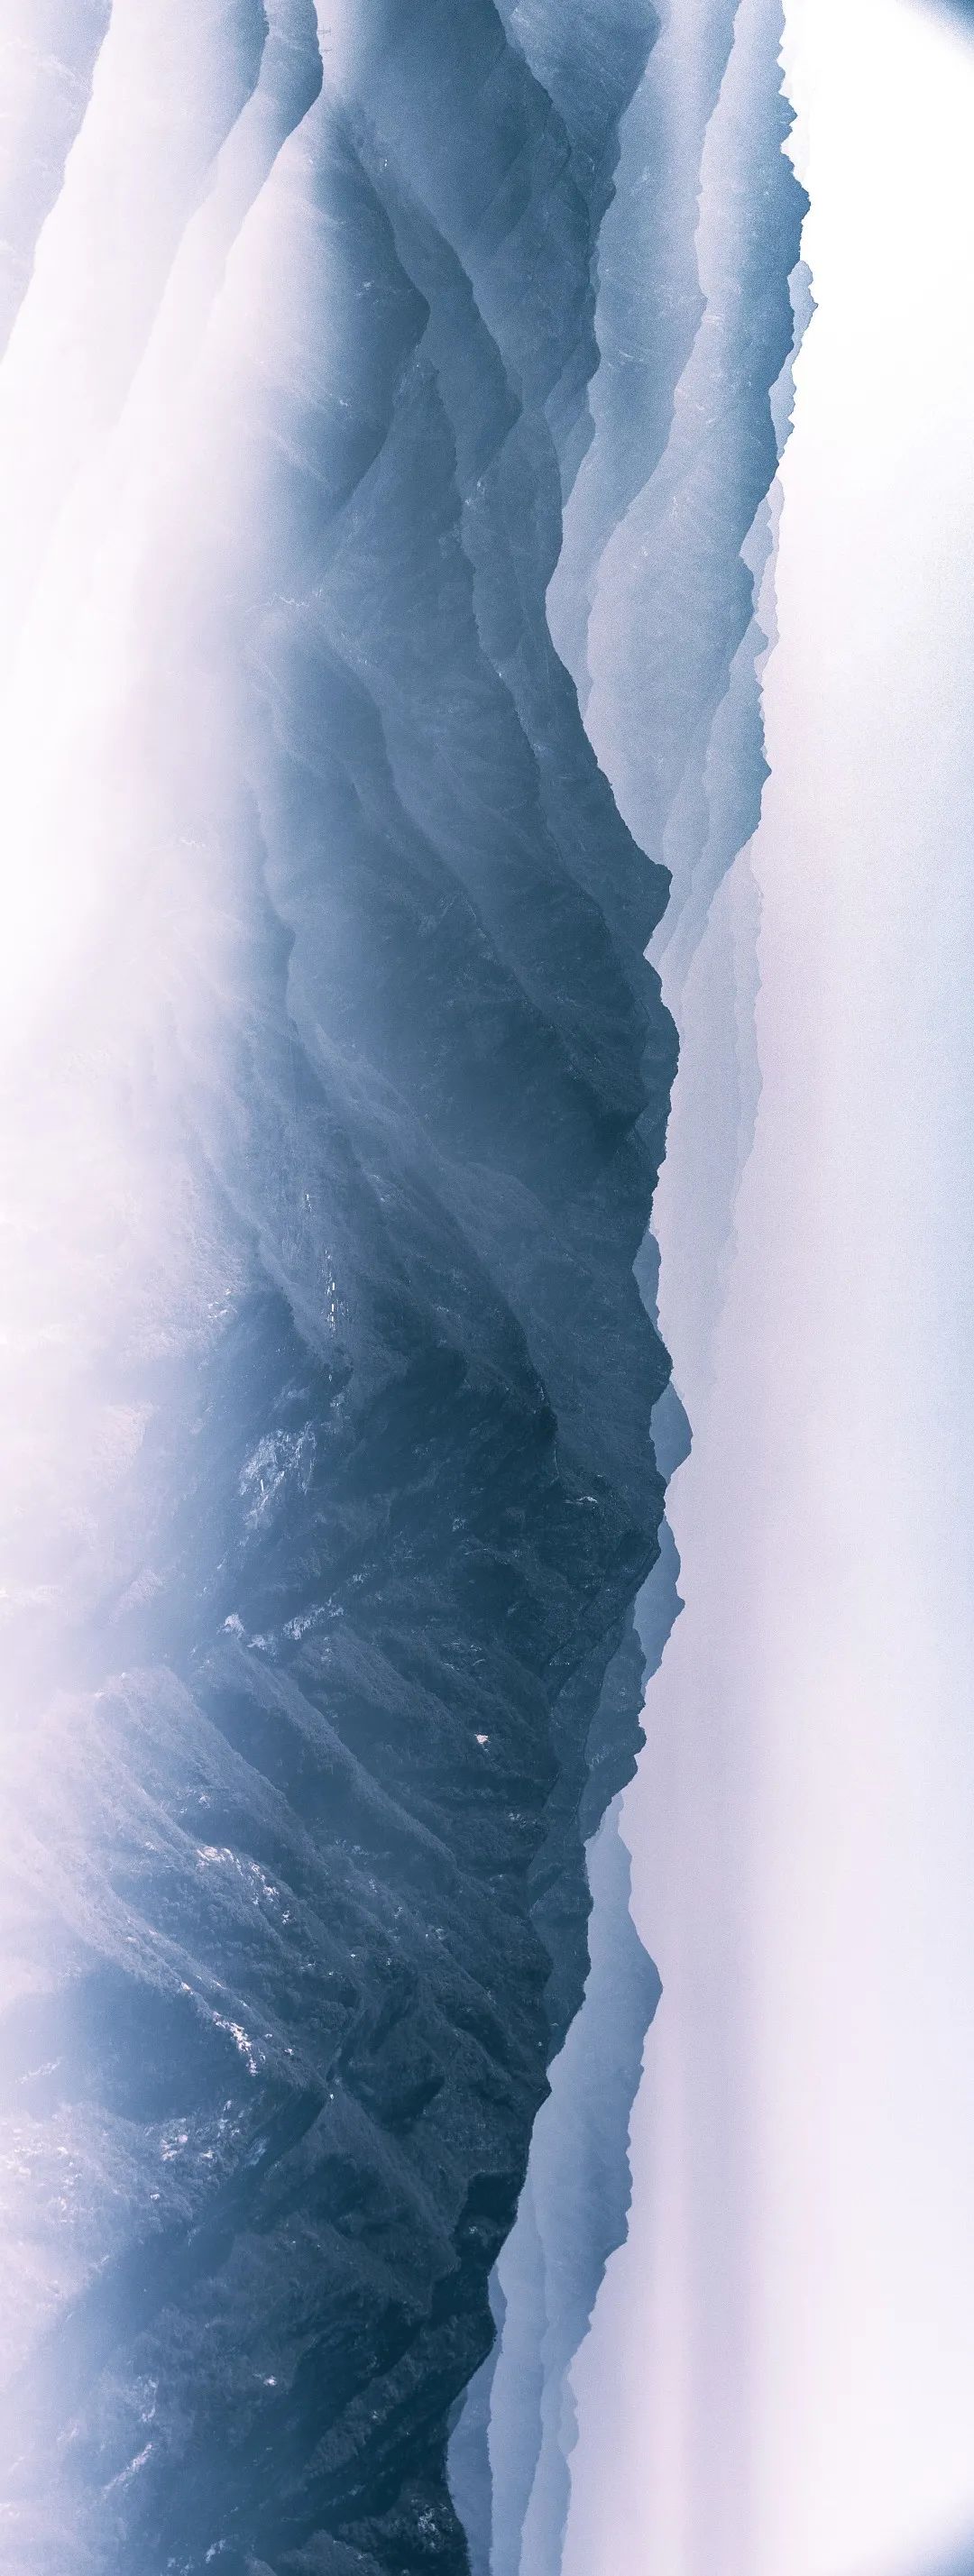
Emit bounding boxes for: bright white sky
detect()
[565,4,974,2572]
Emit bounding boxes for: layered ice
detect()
[0,6,672,2571]
[449,5,808,2569]
[0,2,807,2571]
